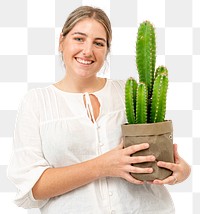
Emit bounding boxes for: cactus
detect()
[155,66,168,79]
[136,21,156,98]
[150,74,168,123]
[125,21,168,124]
[125,78,137,124]
[136,83,147,124]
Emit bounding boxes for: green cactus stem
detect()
[125,78,137,124]
[155,66,168,79]
[124,21,169,125]
[132,78,138,114]
[136,83,147,124]
[150,74,168,123]
[136,21,156,98]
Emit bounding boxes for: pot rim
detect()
[121,120,173,136]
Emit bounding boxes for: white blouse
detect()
[7,79,175,214]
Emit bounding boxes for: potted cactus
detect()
[121,21,174,181]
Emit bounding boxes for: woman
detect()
[8,6,191,214]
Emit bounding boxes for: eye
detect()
[74,37,83,42]
[94,41,105,47]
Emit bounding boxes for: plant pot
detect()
[121,120,174,181]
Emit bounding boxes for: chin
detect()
[75,71,97,78]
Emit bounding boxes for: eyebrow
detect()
[71,32,106,43]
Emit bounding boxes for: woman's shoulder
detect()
[107,79,125,85]
[106,79,126,91]
[20,85,53,105]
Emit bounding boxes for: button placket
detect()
[95,124,105,154]
[94,122,101,155]
[107,179,116,214]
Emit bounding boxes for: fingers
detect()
[153,175,178,185]
[126,165,153,174]
[157,161,176,172]
[127,155,155,164]
[112,142,155,183]
[124,173,144,185]
[124,143,149,155]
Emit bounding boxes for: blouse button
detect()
[96,125,100,129]
[111,210,115,214]
[99,142,104,147]
[109,191,113,196]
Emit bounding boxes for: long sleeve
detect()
[7,89,52,209]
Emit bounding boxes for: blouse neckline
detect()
[50,78,109,96]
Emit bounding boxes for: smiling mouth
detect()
[75,57,94,65]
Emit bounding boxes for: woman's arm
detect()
[32,142,155,200]
[32,157,101,200]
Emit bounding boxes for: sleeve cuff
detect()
[14,190,49,209]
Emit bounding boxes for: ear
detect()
[58,33,64,52]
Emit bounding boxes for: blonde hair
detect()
[61,6,112,53]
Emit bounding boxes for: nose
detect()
[82,41,93,57]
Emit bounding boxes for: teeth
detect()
[76,58,93,65]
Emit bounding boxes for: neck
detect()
[56,75,105,93]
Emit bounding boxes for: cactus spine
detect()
[125,21,168,124]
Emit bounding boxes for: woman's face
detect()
[59,18,108,79]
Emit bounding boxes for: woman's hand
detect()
[152,144,191,185]
[96,141,155,185]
